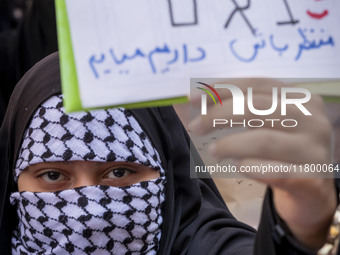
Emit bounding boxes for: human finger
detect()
[208,128,332,165]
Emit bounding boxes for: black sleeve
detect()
[255,189,316,255]
[255,177,340,255]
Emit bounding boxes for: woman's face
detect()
[18,161,160,192]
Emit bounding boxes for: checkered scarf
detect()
[11,95,166,254]
[14,95,164,180]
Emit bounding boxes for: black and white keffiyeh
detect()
[11,95,166,255]
[10,179,165,255]
[14,94,164,181]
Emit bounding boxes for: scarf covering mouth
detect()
[11,94,166,254]
[1,52,259,255]
[14,94,164,182]
[10,178,165,254]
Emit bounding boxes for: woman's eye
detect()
[40,171,64,182]
[107,168,130,179]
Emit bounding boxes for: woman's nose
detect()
[73,174,99,188]
[72,162,101,188]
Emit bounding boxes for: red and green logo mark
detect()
[196,82,223,106]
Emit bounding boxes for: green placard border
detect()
[55,0,82,112]
[323,96,340,103]
[55,0,188,112]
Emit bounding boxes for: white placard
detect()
[65,0,340,108]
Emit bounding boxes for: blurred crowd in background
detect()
[0,0,57,123]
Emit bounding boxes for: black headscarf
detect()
[3,52,322,255]
[0,52,260,254]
